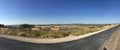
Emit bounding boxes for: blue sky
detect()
[0,0,120,25]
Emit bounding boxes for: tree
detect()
[20,24,34,28]
[20,24,35,36]
[0,24,4,27]
[20,24,34,32]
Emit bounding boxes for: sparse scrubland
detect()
[0,24,115,38]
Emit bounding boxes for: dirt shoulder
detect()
[98,26,120,50]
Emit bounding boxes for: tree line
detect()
[0,24,4,27]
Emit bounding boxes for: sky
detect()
[0,0,120,25]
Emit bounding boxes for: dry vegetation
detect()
[0,24,114,38]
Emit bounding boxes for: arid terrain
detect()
[0,24,115,38]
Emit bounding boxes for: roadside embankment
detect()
[0,25,119,44]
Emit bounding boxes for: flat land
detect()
[0,24,114,38]
[0,24,119,50]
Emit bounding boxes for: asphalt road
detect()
[0,26,119,50]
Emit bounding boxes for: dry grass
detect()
[0,25,112,38]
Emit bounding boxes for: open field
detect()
[0,24,116,38]
[0,24,119,50]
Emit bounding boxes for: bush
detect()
[61,31,71,36]
[31,31,41,38]
[17,32,30,37]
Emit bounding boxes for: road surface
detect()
[0,25,119,50]
[99,25,120,50]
